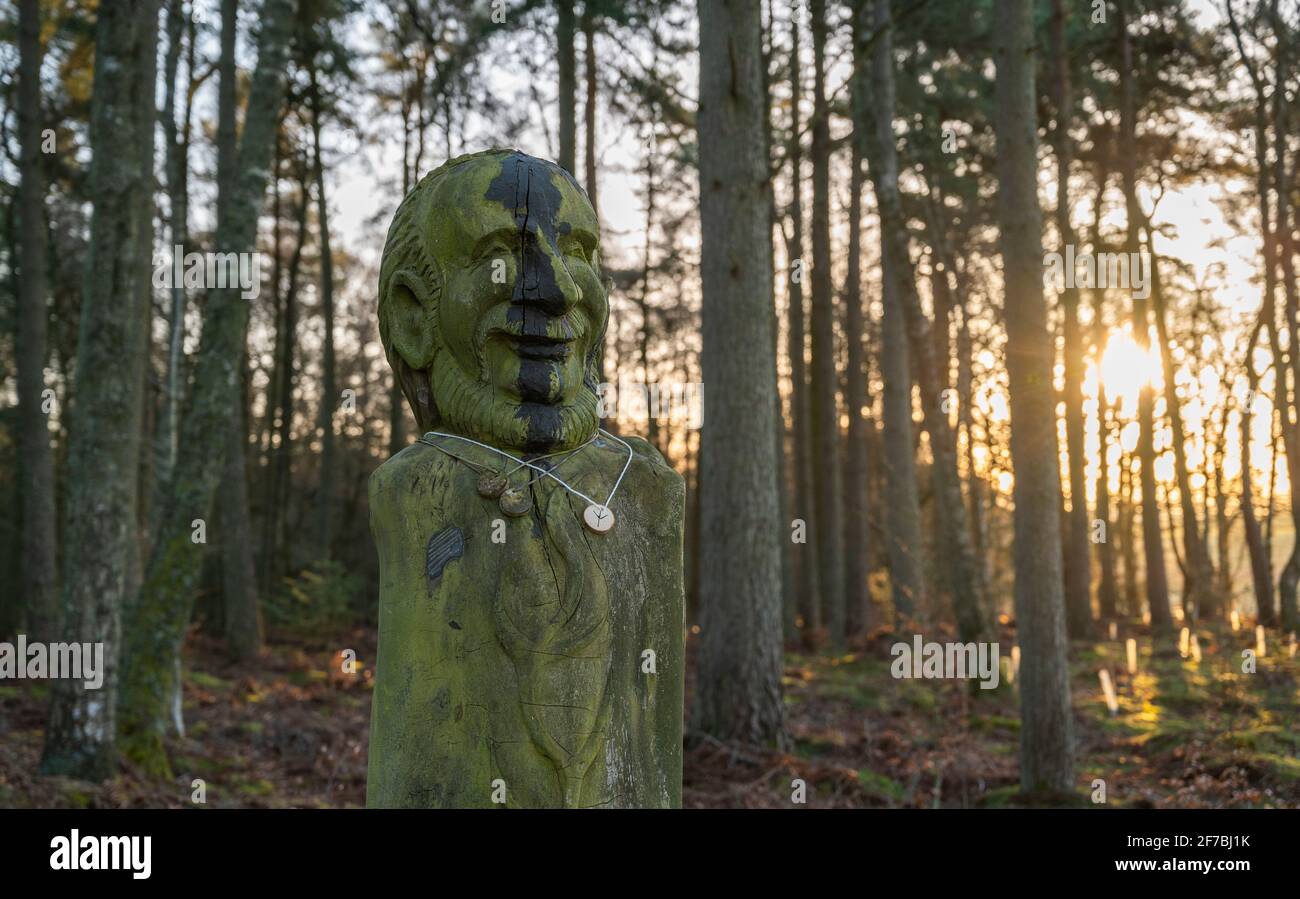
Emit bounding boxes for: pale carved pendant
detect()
[583,503,615,534]
[499,487,532,517]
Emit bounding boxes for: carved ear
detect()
[387,269,436,370]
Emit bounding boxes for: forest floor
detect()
[2,620,1298,808]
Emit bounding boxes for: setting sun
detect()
[1096,327,1163,413]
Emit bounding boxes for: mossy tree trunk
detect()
[118,0,297,777]
[41,0,160,782]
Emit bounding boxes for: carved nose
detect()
[514,235,579,320]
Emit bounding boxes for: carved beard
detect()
[428,356,600,453]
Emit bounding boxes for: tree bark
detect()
[860,0,982,639]
[993,0,1074,795]
[118,0,297,777]
[809,0,845,648]
[1095,383,1120,619]
[1118,0,1172,634]
[843,3,870,639]
[311,65,337,561]
[863,0,924,622]
[692,0,787,747]
[41,0,160,781]
[1242,317,1275,624]
[557,0,577,173]
[1049,0,1093,638]
[1145,231,1214,622]
[583,6,599,215]
[16,0,60,645]
[786,6,821,642]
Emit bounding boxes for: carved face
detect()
[379,150,608,453]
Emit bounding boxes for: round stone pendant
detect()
[499,487,532,517]
[582,503,615,534]
[477,471,507,498]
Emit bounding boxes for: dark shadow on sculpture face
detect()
[377,149,608,453]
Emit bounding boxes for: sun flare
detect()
[1096,328,1162,413]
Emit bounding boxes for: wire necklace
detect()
[417,429,634,534]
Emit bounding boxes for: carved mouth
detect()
[509,333,573,362]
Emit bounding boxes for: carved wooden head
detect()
[379,149,607,452]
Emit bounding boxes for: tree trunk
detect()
[41,0,160,781]
[118,0,297,777]
[809,0,845,648]
[1118,0,1172,634]
[156,0,193,514]
[692,0,786,747]
[843,5,870,639]
[786,7,821,643]
[1269,1,1300,635]
[1242,318,1274,624]
[863,0,924,622]
[311,66,336,561]
[1049,0,1092,638]
[860,0,981,639]
[221,385,261,661]
[583,7,599,215]
[1146,233,1214,622]
[1095,383,1120,619]
[557,0,576,173]
[993,0,1074,795]
[1119,453,1140,616]
[16,0,59,645]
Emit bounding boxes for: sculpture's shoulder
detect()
[618,434,683,490]
[369,440,457,503]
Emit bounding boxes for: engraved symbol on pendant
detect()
[583,503,615,534]
[499,487,532,517]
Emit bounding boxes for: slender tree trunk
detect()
[1049,0,1092,638]
[221,383,261,661]
[1145,234,1214,622]
[862,0,924,622]
[557,0,577,173]
[808,0,845,648]
[1270,1,1300,634]
[1119,454,1140,616]
[310,67,336,561]
[860,0,981,639]
[16,0,59,645]
[41,0,160,781]
[156,0,192,513]
[994,0,1074,795]
[1118,0,1172,634]
[1242,318,1274,624]
[786,6,820,641]
[1095,383,1120,619]
[843,6,870,639]
[118,0,297,777]
[583,7,599,215]
[693,0,786,747]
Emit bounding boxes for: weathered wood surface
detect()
[367,433,684,808]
